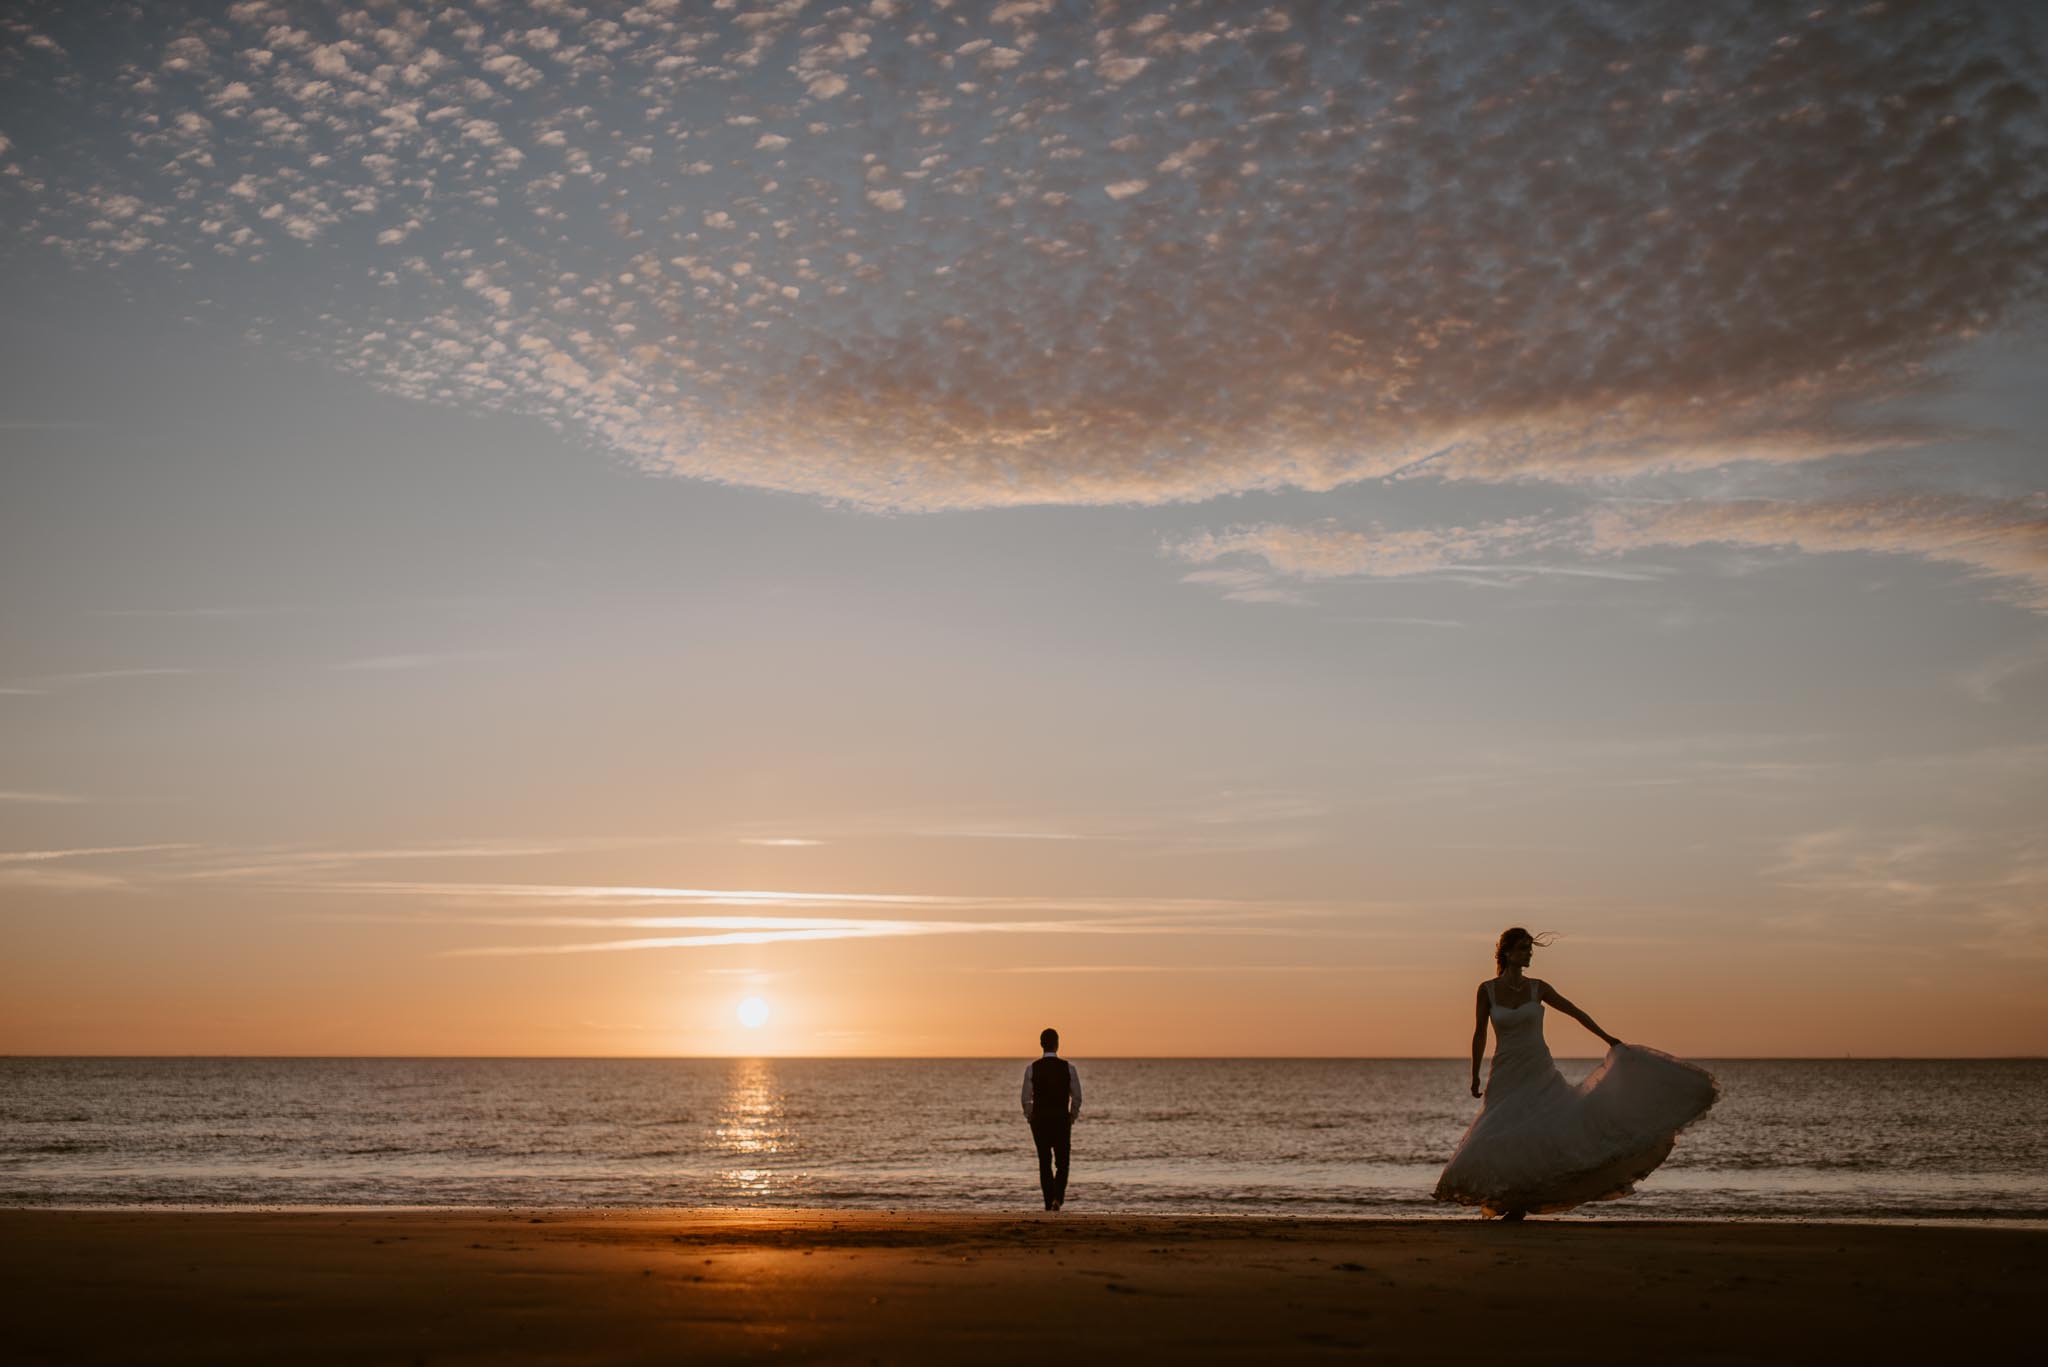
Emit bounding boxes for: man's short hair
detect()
[1039,1027,1059,1052]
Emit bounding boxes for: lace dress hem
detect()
[1432,1132,1680,1216]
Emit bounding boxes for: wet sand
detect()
[2,1209,2038,1364]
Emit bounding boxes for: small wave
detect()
[1685,1156,1895,1173]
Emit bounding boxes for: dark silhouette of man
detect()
[1021,1026,1082,1211]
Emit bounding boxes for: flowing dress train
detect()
[1434,978,1718,1217]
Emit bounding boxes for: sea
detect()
[4,1057,2044,1221]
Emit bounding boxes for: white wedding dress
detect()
[1434,978,1718,1217]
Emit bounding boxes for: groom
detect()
[1021,1027,1083,1211]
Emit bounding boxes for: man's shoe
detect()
[1051,1199,1063,1211]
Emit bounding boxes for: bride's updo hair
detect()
[1495,927,1558,971]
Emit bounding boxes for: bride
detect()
[1435,927,1718,1220]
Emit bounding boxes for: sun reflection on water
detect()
[715,1059,788,1196]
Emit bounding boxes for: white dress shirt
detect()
[1021,1052,1082,1122]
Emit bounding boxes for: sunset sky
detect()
[3,0,2045,1058]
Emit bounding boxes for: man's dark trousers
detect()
[1030,1117,1071,1209]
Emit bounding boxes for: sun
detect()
[736,996,771,1029]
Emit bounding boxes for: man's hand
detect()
[1469,1078,1482,1099]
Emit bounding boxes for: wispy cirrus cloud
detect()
[149,835,686,884]
[0,841,197,893]
[1170,492,2048,610]
[1764,825,2048,960]
[1587,495,2048,610]
[0,866,132,892]
[57,806,1331,895]
[0,835,1380,946]
[288,881,1376,959]
[1170,518,1575,584]
[294,880,1374,957]
[296,878,1358,919]
[1,2,2041,509]
[441,918,1007,957]
[436,916,1221,958]
[0,841,196,864]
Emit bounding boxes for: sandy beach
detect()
[2,1210,2037,1365]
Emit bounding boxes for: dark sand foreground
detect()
[3,1210,2040,1364]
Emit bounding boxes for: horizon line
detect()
[4,1053,2042,1063]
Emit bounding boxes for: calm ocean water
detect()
[3,1058,2043,1220]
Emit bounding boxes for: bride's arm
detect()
[1468,985,1489,1097]
[1537,981,1621,1048]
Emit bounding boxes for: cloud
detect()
[442,916,994,956]
[298,878,1346,918]
[0,866,132,892]
[1166,515,1659,600]
[1,2,2041,509]
[1586,495,2048,610]
[1171,492,2048,610]
[1764,825,2048,960]
[0,789,88,804]
[0,842,195,864]
[148,835,689,885]
[283,877,1370,955]
[0,841,197,893]
[1177,567,1310,606]
[1172,518,1569,582]
[435,909,1337,958]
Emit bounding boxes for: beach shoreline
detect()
[5,1208,2037,1364]
[9,1203,2048,1229]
